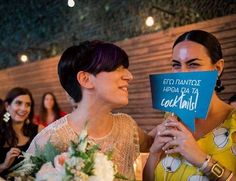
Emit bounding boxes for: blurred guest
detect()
[229,94,236,108]
[0,87,43,178]
[35,92,66,127]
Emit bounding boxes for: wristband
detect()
[198,154,211,171]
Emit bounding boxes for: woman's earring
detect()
[3,112,10,123]
[25,119,30,124]
[215,77,225,93]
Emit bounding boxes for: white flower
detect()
[66,156,84,169]
[91,152,115,181]
[36,162,64,181]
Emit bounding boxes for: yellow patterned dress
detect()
[155,109,236,181]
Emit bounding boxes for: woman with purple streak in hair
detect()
[27,40,153,179]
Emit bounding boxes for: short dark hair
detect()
[58,40,129,102]
[173,30,223,64]
[229,94,236,104]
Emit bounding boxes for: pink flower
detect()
[54,152,68,172]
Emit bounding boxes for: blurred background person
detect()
[229,94,236,108]
[34,92,66,127]
[0,87,43,178]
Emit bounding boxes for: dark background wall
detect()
[0,15,235,132]
[0,0,236,70]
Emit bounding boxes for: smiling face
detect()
[90,66,133,109]
[6,94,32,123]
[172,41,216,72]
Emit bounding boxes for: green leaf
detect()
[43,141,60,163]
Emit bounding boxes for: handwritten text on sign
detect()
[150,71,217,131]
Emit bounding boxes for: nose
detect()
[122,69,133,81]
[180,67,190,72]
[173,65,190,73]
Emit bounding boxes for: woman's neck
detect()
[194,93,233,139]
[47,109,54,115]
[68,99,113,138]
[12,121,24,135]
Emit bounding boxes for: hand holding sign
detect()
[150,71,217,131]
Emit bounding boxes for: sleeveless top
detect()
[0,124,38,178]
[27,113,140,180]
[155,109,236,181]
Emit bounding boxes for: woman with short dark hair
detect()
[28,40,153,179]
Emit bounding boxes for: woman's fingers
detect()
[6,148,21,158]
[150,135,174,153]
[148,123,167,137]
[163,146,180,154]
[148,127,158,137]
[165,120,189,133]
[159,129,180,138]
[162,138,179,151]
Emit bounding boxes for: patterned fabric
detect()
[155,109,236,181]
[27,113,140,180]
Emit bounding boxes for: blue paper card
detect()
[150,71,218,131]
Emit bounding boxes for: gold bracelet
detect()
[226,172,233,181]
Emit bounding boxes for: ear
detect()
[215,59,224,76]
[76,71,94,89]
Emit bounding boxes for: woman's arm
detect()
[143,152,162,181]
[138,127,153,152]
[142,121,176,181]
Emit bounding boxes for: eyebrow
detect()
[15,100,31,104]
[172,58,202,64]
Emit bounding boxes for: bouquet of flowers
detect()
[9,128,128,181]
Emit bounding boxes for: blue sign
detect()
[150,71,218,131]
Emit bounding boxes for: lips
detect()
[120,87,128,91]
[16,112,28,118]
[119,85,129,94]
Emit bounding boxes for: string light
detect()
[68,0,75,7]
[20,54,28,63]
[145,16,154,27]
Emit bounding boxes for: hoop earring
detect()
[215,77,225,93]
[3,112,10,123]
[25,119,30,124]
